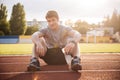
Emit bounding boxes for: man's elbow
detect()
[74,31,82,42]
[78,33,82,40]
[77,34,81,42]
[31,32,39,42]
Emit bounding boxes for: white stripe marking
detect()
[0,61,120,64]
[0,70,120,74]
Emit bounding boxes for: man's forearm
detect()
[31,32,41,45]
[68,30,81,43]
[73,31,81,43]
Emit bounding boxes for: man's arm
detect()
[64,30,81,54]
[67,30,81,43]
[31,31,43,45]
[31,31,45,56]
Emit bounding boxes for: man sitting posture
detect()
[27,10,82,71]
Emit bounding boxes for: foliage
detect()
[9,3,26,35]
[0,4,10,35]
[103,9,120,33]
[73,20,89,34]
[25,26,39,35]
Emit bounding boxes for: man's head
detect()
[45,10,59,30]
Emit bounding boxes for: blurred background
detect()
[0,0,120,55]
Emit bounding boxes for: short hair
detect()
[45,10,59,20]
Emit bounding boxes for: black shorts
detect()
[40,48,67,65]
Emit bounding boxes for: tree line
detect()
[0,3,120,36]
[66,9,120,35]
[0,3,38,36]
[102,9,120,33]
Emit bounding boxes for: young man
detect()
[27,10,82,71]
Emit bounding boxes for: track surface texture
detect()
[0,54,120,80]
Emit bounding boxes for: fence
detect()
[0,36,19,44]
[0,36,112,44]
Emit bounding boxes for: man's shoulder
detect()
[59,25,72,30]
[59,25,73,36]
[40,27,49,30]
[39,27,49,33]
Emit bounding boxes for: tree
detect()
[102,15,111,27]
[0,4,10,35]
[74,20,89,34]
[118,14,120,31]
[25,26,39,35]
[103,9,120,33]
[65,19,73,27]
[9,3,26,35]
[110,9,119,32]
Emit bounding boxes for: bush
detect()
[0,21,10,35]
[104,40,110,43]
[25,26,38,35]
[80,38,85,43]
[0,31,4,36]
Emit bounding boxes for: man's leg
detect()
[70,43,80,57]
[27,38,47,71]
[64,43,82,71]
[40,48,67,65]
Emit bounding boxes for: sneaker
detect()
[71,56,82,71]
[27,57,40,71]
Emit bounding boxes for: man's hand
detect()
[31,32,46,57]
[36,44,46,56]
[64,42,75,55]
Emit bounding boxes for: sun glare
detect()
[80,0,106,7]
[33,74,38,80]
[72,0,107,24]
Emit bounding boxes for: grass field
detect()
[0,43,120,55]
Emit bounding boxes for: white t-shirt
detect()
[39,25,73,48]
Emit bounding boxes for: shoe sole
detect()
[71,63,82,71]
[27,64,40,72]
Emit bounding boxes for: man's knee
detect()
[33,38,47,56]
[70,43,80,57]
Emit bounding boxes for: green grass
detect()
[0,43,120,55]
[80,43,120,53]
[0,44,33,55]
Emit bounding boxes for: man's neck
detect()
[51,24,60,31]
[54,25,59,31]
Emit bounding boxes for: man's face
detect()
[46,17,59,30]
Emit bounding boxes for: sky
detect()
[1,0,120,24]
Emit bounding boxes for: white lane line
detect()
[0,54,120,57]
[0,70,120,74]
[0,61,120,64]
[0,53,120,56]
[0,56,120,60]
[0,62,28,64]
[78,69,120,72]
[82,61,120,62]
